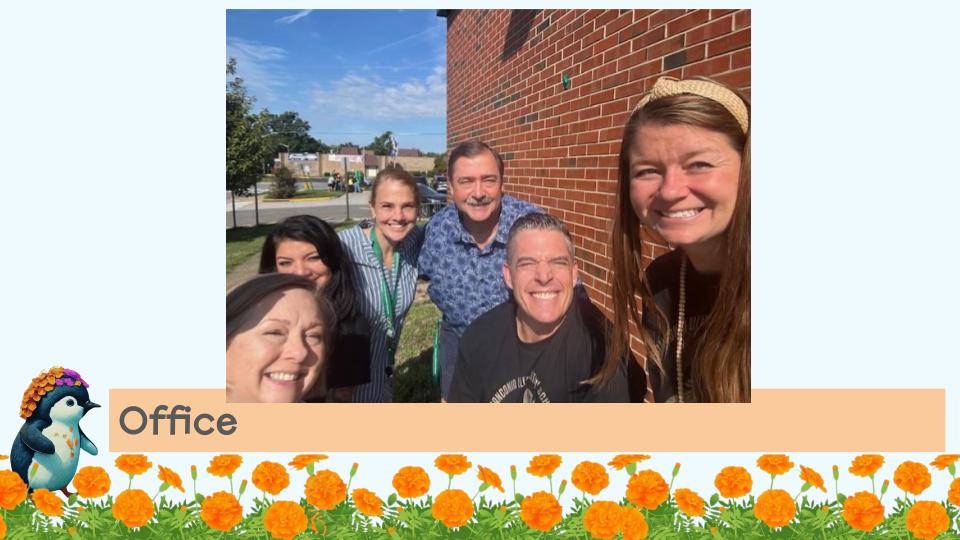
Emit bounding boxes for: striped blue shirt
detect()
[339,221,424,403]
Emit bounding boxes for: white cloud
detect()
[226,37,288,102]
[275,10,312,25]
[310,64,446,120]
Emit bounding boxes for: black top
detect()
[448,294,632,403]
[640,249,720,403]
[303,312,372,402]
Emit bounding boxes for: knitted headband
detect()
[634,76,749,134]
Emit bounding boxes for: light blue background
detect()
[1,0,958,512]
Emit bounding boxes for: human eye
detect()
[633,167,659,179]
[306,332,324,344]
[276,259,291,268]
[481,176,498,185]
[457,177,475,187]
[688,161,714,171]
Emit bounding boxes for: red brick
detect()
[606,10,634,35]
[713,67,750,89]
[734,9,751,30]
[646,35,684,60]
[732,48,750,69]
[685,16,732,46]
[666,10,709,36]
[650,9,687,28]
[617,18,650,44]
[710,9,736,18]
[633,24,665,50]
[681,55,730,78]
[707,27,750,56]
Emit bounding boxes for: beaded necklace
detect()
[675,256,688,403]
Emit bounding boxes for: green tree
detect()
[433,153,447,173]
[366,131,394,155]
[260,110,330,154]
[226,58,270,197]
[270,166,297,199]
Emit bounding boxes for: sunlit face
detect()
[502,229,578,342]
[275,239,332,290]
[628,123,741,255]
[226,288,326,403]
[370,179,418,247]
[450,150,504,227]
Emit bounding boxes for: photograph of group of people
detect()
[226,76,751,404]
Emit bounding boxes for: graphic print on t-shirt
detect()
[490,371,550,403]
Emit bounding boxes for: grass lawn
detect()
[396,298,441,365]
[226,219,356,273]
[393,297,442,402]
[264,188,342,201]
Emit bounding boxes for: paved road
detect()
[226,204,371,228]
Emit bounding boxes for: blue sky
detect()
[227,10,446,153]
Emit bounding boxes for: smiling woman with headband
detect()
[602,76,751,403]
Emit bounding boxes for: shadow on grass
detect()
[392,348,441,403]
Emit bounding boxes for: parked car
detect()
[432,174,448,193]
[417,184,447,217]
[414,176,429,187]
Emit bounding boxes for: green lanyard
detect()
[370,228,402,365]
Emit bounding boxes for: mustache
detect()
[466,195,494,206]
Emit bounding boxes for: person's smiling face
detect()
[370,179,418,247]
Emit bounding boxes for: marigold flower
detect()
[625,470,668,510]
[393,466,430,498]
[157,465,185,493]
[431,489,474,528]
[842,491,885,532]
[800,465,826,492]
[0,515,6,539]
[72,466,111,498]
[207,454,243,478]
[112,489,155,528]
[520,491,563,532]
[756,454,794,476]
[674,488,706,517]
[930,454,960,470]
[572,461,609,496]
[713,466,752,498]
[31,488,63,517]
[582,501,624,539]
[894,461,932,495]
[252,461,290,496]
[434,454,472,476]
[849,454,884,477]
[200,491,243,532]
[527,454,562,478]
[0,470,28,510]
[288,454,327,470]
[263,500,307,540]
[305,470,346,510]
[608,454,650,471]
[115,454,152,476]
[351,488,383,517]
[905,501,950,540]
[0,456,6,460]
[754,489,796,528]
[949,477,960,507]
[477,465,504,492]
[621,506,649,540]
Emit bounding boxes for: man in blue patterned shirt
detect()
[418,141,540,399]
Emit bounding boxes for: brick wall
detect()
[445,9,750,320]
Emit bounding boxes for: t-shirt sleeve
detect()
[446,335,482,403]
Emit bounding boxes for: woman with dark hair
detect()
[339,167,424,402]
[259,215,371,402]
[226,273,335,403]
[605,76,751,403]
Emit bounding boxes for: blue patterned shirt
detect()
[418,194,541,333]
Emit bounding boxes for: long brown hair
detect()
[604,80,751,403]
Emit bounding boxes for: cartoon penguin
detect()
[10,367,99,495]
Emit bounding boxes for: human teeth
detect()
[267,372,300,382]
[662,209,699,218]
[531,292,558,299]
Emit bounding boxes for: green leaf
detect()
[68,493,78,506]
[195,493,205,504]
[626,463,637,476]
[709,493,720,506]
[387,493,397,506]
[515,493,524,504]
[837,493,846,504]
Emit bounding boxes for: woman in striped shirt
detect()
[339,168,424,402]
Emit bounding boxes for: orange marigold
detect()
[621,506,649,540]
[304,470,346,510]
[849,454,884,477]
[352,488,383,517]
[0,470,28,510]
[431,489,474,528]
[714,466,752,498]
[799,465,826,492]
[520,491,563,532]
[582,501,624,540]
[674,488,706,517]
[72,466,111,498]
[756,454,794,476]
[157,465,185,493]
[252,461,290,496]
[625,470,669,510]
[571,461,610,496]
[434,454,472,476]
[608,454,651,470]
[288,454,327,470]
[527,454,562,478]
[894,461,932,496]
[949,478,960,507]
[930,454,960,471]
[754,489,796,528]
[393,466,430,498]
[115,454,152,476]
[905,501,950,540]
[31,488,63,517]
[200,491,243,532]
[477,465,504,492]
[112,489,155,528]
[207,454,243,478]
[842,491,885,532]
[0,514,5,539]
[263,501,307,540]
